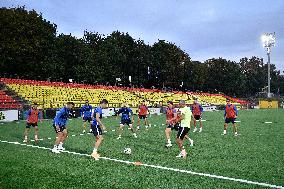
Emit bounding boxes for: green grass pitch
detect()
[0,109,283,189]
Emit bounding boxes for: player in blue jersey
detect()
[80,100,93,133]
[116,103,137,140]
[91,99,108,160]
[51,102,75,153]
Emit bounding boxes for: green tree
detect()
[0,6,57,79]
[204,58,245,96]
[150,40,190,89]
[54,34,95,83]
[186,61,208,92]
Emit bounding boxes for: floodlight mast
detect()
[261,32,276,98]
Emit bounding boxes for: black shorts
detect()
[167,123,180,131]
[53,124,66,133]
[225,118,236,124]
[138,115,147,119]
[26,122,38,128]
[91,124,102,136]
[194,115,201,120]
[120,119,132,126]
[177,127,190,140]
[83,117,92,122]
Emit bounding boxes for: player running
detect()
[191,100,203,133]
[222,99,238,136]
[176,100,193,158]
[137,100,149,130]
[116,103,137,139]
[80,100,93,133]
[165,101,178,147]
[23,104,42,143]
[51,102,75,153]
[91,99,108,160]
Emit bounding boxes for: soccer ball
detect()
[123,148,132,155]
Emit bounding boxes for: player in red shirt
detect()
[223,99,238,136]
[191,100,204,133]
[137,100,149,130]
[23,104,42,143]
[165,101,178,147]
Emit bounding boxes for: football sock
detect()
[58,142,63,148]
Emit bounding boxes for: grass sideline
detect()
[0,109,283,189]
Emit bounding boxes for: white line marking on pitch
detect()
[0,140,283,189]
[265,122,273,124]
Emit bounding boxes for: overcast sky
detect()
[2,0,284,73]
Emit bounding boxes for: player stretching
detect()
[137,100,149,130]
[223,99,238,136]
[91,99,108,160]
[51,102,75,153]
[80,100,93,133]
[191,100,203,133]
[23,104,42,143]
[176,100,193,158]
[165,101,178,147]
[116,103,137,139]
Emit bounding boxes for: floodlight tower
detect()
[261,32,276,98]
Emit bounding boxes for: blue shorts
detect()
[91,124,102,136]
[53,124,66,133]
[120,119,132,126]
[83,117,92,122]
[225,118,236,124]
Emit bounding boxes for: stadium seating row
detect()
[0,89,22,109]
[0,78,247,109]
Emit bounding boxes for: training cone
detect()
[134,161,142,166]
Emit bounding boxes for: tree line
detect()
[0,6,283,97]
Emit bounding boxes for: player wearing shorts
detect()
[91,99,108,160]
[80,100,93,133]
[223,99,238,136]
[191,100,203,133]
[116,103,137,139]
[165,101,178,147]
[176,100,193,158]
[23,104,42,143]
[137,101,149,130]
[51,102,75,153]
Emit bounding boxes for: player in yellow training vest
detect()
[176,100,193,158]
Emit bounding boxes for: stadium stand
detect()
[0,78,247,109]
[0,89,22,109]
